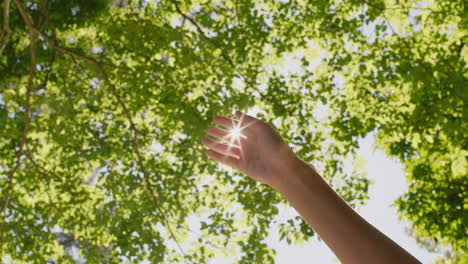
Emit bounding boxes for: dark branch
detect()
[0,16,36,261]
[361,0,384,11]
[13,0,188,259]
[0,0,12,53]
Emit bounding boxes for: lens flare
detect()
[222,111,254,148]
[228,127,243,140]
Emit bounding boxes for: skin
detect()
[202,110,422,264]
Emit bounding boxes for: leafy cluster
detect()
[0,0,465,263]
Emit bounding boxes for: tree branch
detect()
[13,0,139,128]
[13,0,188,259]
[0,21,36,262]
[361,0,384,11]
[361,0,435,12]
[0,0,12,54]
[14,0,136,74]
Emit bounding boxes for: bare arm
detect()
[202,110,421,264]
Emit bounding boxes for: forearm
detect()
[273,157,421,264]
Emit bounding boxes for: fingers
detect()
[207,126,241,146]
[213,115,239,130]
[207,126,230,141]
[204,149,240,168]
[213,112,257,139]
[235,110,259,132]
[202,137,241,159]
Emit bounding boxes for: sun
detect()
[224,111,252,145]
[228,126,243,141]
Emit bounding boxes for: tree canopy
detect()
[0,0,466,263]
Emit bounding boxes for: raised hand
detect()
[202,110,299,188]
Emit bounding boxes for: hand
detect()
[202,110,299,188]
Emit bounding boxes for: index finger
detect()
[213,115,239,130]
[213,114,258,139]
[235,110,258,130]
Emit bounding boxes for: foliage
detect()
[405,227,468,263]
[433,251,468,264]
[0,0,465,263]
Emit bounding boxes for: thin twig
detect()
[24,148,61,211]
[15,0,135,74]
[37,45,56,91]
[362,0,434,12]
[361,0,384,11]
[171,0,235,67]
[362,1,466,103]
[0,21,36,262]
[0,0,12,53]
[171,0,264,101]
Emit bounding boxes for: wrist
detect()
[270,153,319,192]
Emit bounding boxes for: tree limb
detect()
[361,0,435,12]
[361,0,384,11]
[14,0,136,74]
[0,0,12,53]
[0,23,36,263]
[13,0,188,259]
